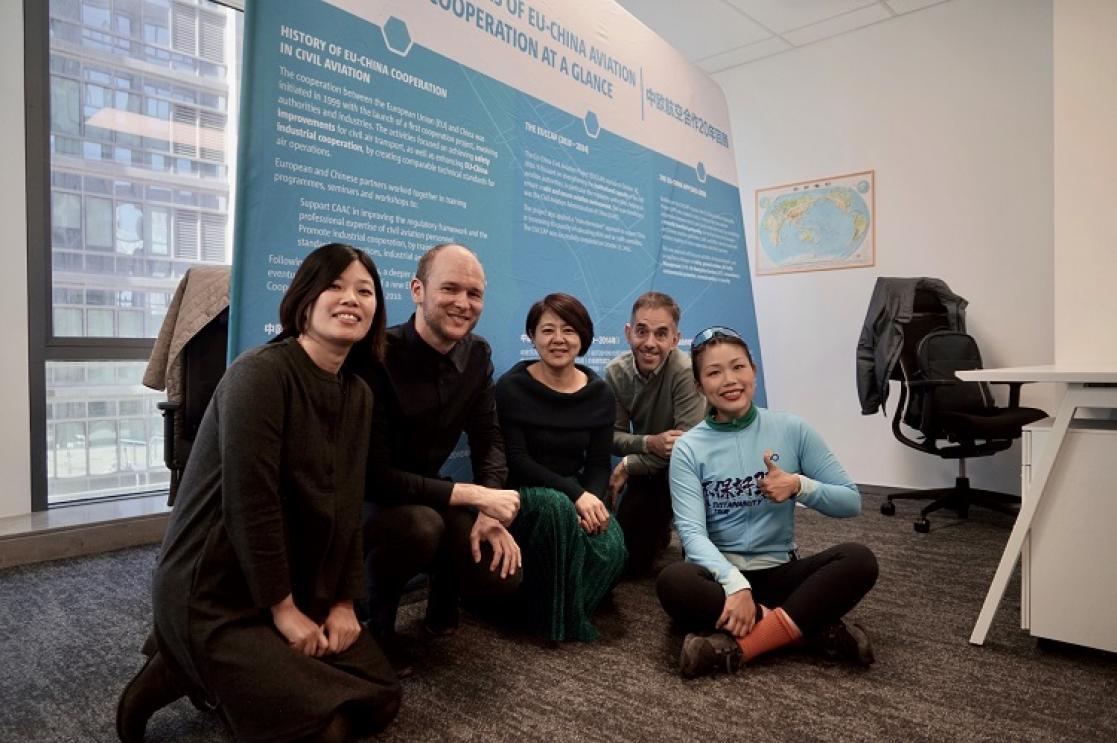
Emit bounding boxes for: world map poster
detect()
[754,170,875,276]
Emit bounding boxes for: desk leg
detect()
[969,385,1116,644]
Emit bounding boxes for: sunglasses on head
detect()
[691,325,744,352]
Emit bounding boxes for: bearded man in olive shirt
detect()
[605,292,705,576]
[362,244,521,644]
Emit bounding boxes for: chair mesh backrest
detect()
[912,330,993,435]
[895,291,952,429]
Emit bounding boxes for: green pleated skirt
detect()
[510,487,628,642]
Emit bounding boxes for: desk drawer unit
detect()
[1022,419,1117,652]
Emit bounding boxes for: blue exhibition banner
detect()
[230,0,765,406]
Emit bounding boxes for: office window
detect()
[34,0,243,506]
[45,360,170,503]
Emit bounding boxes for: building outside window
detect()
[40,0,242,504]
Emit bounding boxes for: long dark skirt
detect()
[510,487,627,642]
[158,619,399,743]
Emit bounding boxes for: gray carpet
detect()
[1,490,1114,742]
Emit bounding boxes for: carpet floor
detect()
[1,490,1114,742]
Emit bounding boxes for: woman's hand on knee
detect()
[271,595,328,657]
[323,600,361,655]
[575,492,609,535]
[717,588,757,638]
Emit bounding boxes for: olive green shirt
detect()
[603,348,706,476]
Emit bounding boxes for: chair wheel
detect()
[880,502,896,516]
[914,518,930,533]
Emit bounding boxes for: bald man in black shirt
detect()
[361,244,521,653]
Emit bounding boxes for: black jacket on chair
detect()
[856,277,968,415]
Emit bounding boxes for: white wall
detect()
[0,0,31,519]
[715,0,1055,492]
[1054,0,1117,366]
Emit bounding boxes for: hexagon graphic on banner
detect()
[383,17,412,57]
[583,110,600,139]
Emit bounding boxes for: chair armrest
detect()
[156,401,179,471]
[906,378,958,389]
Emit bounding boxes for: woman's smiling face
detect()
[302,259,377,350]
[531,308,581,372]
[696,341,757,421]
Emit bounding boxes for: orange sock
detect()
[737,607,802,662]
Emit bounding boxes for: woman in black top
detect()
[116,244,399,743]
[495,293,627,641]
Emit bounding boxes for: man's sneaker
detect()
[424,579,460,637]
[808,620,875,666]
[366,620,415,680]
[422,614,458,638]
[678,631,742,679]
[375,633,416,679]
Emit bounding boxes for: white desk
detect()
[956,365,1117,645]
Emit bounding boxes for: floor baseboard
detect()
[0,496,170,570]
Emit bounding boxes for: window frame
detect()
[24,0,244,511]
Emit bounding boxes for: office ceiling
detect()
[616,0,950,73]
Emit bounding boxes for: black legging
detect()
[656,542,878,636]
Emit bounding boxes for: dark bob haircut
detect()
[525,292,594,356]
[690,330,755,382]
[276,243,388,371]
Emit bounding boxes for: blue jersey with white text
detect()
[669,408,859,595]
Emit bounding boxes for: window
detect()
[85,196,114,251]
[29,0,243,507]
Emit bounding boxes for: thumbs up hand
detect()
[759,449,800,503]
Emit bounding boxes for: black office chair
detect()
[157,307,229,505]
[880,292,1047,532]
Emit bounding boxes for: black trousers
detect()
[362,504,522,634]
[615,472,674,576]
[655,542,878,636]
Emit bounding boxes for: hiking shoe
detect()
[678,631,742,679]
[809,621,875,666]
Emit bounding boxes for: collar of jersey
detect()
[705,404,758,431]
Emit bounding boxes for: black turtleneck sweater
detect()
[494,360,615,502]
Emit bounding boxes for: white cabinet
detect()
[1021,418,1117,652]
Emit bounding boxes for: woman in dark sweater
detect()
[495,293,627,641]
[116,244,399,743]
